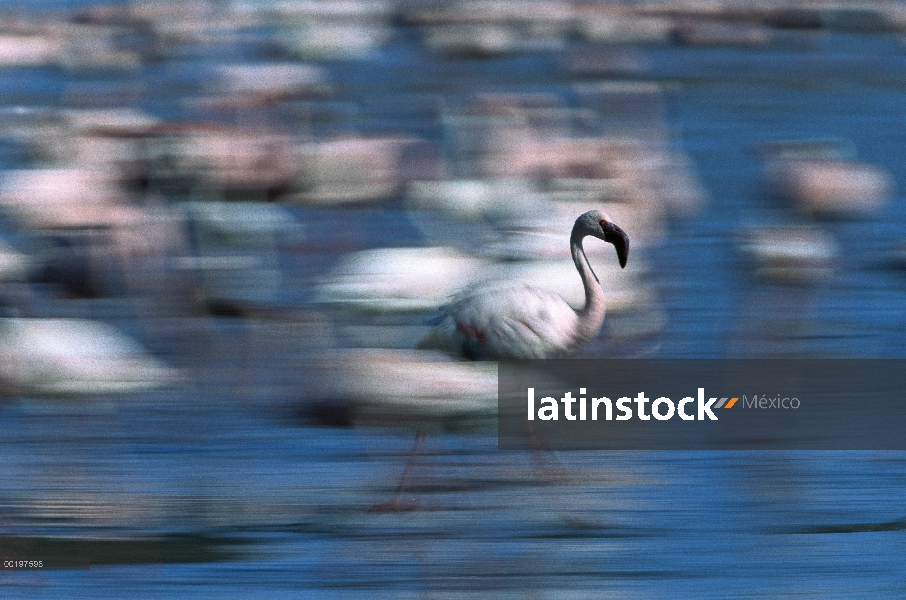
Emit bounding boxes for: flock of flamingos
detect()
[0,0,897,519]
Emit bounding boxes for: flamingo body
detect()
[424,281,584,359]
[0,318,177,397]
[422,210,629,360]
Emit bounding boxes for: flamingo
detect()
[360,211,627,513]
[420,210,629,360]
[0,318,177,397]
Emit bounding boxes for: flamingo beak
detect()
[602,222,629,268]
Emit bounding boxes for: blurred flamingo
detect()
[362,210,628,512]
[420,209,629,359]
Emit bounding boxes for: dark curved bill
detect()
[603,222,629,268]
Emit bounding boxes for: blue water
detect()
[652,34,906,358]
[1,7,905,599]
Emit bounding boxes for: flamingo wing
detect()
[423,282,581,359]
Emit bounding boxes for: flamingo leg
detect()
[369,431,427,513]
[525,420,569,486]
[525,419,611,527]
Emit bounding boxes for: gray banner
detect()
[498,360,906,450]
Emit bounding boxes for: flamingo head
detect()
[574,210,629,269]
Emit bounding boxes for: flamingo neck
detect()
[570,228,606,343]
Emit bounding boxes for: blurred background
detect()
[1,0,906,597]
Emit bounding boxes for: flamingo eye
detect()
[599,220,608,229]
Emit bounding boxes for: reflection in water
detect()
[0,0,905,596]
